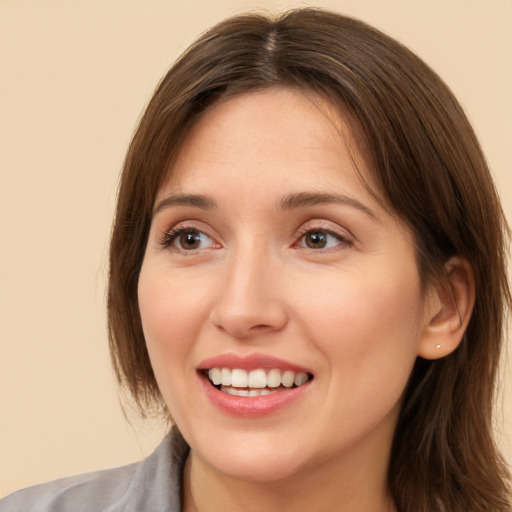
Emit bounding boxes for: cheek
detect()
[288,265,423,448]
[137,263,222,430]
[139,262,210,341]
[293,262,424,391]
[298,262,421,332]
[137,264,212,395]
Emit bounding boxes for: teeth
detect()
[209,368,221,385]
[248,369,267,388]
[221,368,231,386]
[208,367,310,393]
[294,372,309,386]
[267,369,281,388]
[231,369,248,388]
[221,386,281,397]
[281,371,295,388]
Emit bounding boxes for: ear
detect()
[417,257,475,360]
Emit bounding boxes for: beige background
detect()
[1,0,511,498]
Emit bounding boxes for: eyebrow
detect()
[280,192,379,221]
[152,191,379,222]
[152,194,217,217]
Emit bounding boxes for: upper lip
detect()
[197,352,312,374]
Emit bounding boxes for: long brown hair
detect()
[108,8,511,510]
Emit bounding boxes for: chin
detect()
[185,426,314,483]
[204,447,308,483]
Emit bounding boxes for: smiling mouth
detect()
[205,367,313,397]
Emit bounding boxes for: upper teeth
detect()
[207,368,309,388]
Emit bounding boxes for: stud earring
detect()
[436,344,441,350]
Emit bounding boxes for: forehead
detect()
[159,87,381,206]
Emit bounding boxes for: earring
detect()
[436,344,441,350]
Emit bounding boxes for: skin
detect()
[137,88,458,512]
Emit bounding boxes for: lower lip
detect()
[199,374,311,418]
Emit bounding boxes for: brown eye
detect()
[178,232,202,250]
[162,228,214,251]
[299,229,346,250]
[304,231,328,249]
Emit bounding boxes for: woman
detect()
[2,7,510,512]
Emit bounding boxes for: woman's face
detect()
[138,88,431,483]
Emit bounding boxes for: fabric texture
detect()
[0,428,189,512]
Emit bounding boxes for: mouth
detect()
[203,367,313,397]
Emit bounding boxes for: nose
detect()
[210,248,288,340]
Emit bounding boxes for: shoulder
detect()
[0,428,189,512]
[0,463,138,512]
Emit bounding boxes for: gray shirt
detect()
[0,428,189,512]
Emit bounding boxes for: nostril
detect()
[251,324,273,331]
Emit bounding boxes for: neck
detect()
[183,443,396,512]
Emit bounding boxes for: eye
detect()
[160,226,215,251]
[297,227,349,250]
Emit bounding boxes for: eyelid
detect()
[156,218,353,252]
[158,222,220,251]
[293,220,354,249]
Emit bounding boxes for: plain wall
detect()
[1,0,511,497]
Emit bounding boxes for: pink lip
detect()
[199,374,312,418]
[197,352,311,373]
[197,352,313,418]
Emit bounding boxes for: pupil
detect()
[181,232,200,249]
[307,232,326,248]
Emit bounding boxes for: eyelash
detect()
[294,224,352,251]
[158,223,352,252]
[158,224,212,250]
